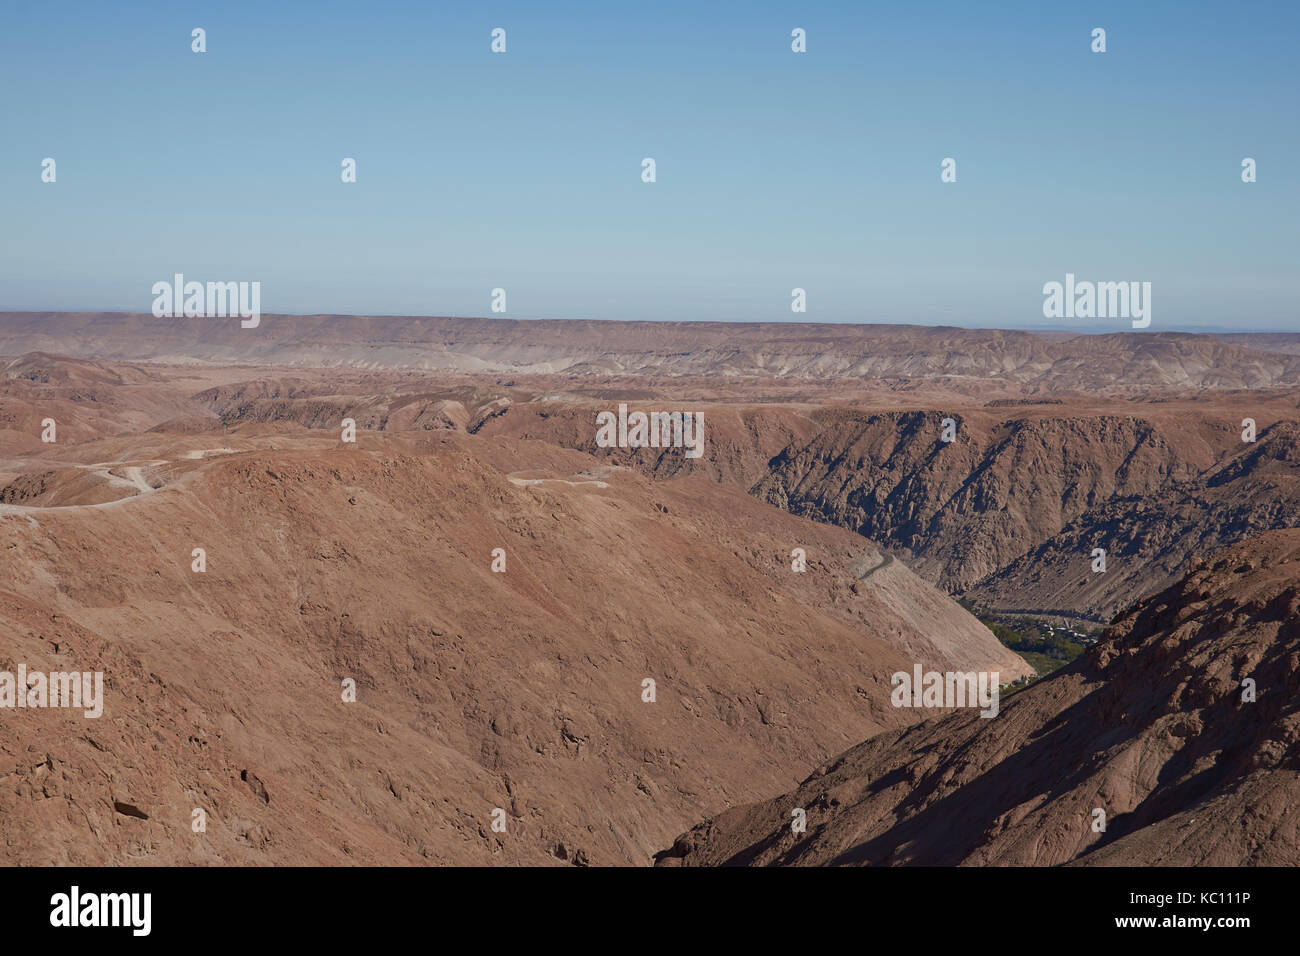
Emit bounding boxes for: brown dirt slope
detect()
[0,429,1023,865]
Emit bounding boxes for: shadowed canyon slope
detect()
[656,530,1300,867]
[748,406,1300,620]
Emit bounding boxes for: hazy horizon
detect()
[3,308,1295,337]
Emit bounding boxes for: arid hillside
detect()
[656,530,1300,867]
[0,418,1023,866]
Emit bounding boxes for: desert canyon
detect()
[1,312,1297,866]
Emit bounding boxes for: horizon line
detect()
[0,310,1294,337]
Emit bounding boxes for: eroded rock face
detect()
[755,410,1208,592]
[964,421,1300,620]
[753,413,1300,619]
[657,529,1300,867]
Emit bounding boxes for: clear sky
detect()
[2,0,1296,330]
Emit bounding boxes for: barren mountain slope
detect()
[657,530,1300,867]
[0,427,1023,866]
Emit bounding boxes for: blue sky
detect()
[2,0,1296,330]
